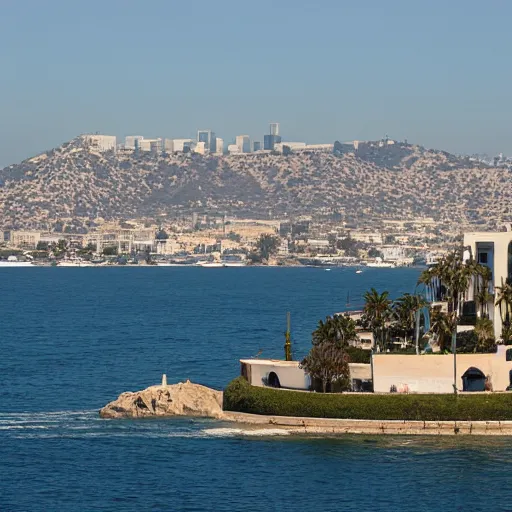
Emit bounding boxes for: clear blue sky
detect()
[0,0,510,166]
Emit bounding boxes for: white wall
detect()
[245,362,310,390]
[242,361,371,390]
[373,346,512,393]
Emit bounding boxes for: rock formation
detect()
[99,380,223,419]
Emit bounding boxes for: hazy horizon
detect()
[1,0,510,167]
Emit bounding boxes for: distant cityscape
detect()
[81,123,511,166]
[83,122,340,156]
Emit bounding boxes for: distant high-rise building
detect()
[215,138,224,155]
[139,138,163,153]
[252,141,261,152]
[164,139,174,152]
[125,135,144,149]
[197,130,216,152]
[236,135,251,153]
[270,123,280,136]
[194,142,206,155]
[264,134,281,150]
[83,135,117,153]
[172,139,194,152]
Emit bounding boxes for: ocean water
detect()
[1,267,511,512]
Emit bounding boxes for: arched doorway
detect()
[267,371,281,388]
[461,367,486,392]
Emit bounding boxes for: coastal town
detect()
[99,225,512,436]
[6,2,512,510]
[2,214,448,267]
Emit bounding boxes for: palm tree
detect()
[312,315,358,348]
[418,248,484,392]
[474,317,495,352]
[363,288,392,351]
[495,278,512,344]
[475,265,493,318]
[429,309,455,352]
[394,293,429,354]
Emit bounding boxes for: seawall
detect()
[222,411,512,436]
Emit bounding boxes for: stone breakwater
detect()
[100,381,512,435]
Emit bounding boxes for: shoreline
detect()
[221,411,512,436]
[100,381,512,436]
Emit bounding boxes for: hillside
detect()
[0,136,508,231]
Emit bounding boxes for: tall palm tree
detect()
[475,265,493,318]
[394,293,429,354]
[495,278,512,344]
[418,248,484,392]
[363,288,392,351]
[429,309,455,352]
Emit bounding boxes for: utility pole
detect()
[284,312,292,361]
[452,330,458,394]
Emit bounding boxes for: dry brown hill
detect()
[0,137,508,231]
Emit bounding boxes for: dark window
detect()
[479,252,488,264]
[507,349,512,362]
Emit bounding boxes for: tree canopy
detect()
[256,234,280,261]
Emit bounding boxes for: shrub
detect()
[223,377,512,421]
[346,347,371,364]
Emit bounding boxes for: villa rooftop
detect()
[239,359,299,367]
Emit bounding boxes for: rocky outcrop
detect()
[99,380,223,419]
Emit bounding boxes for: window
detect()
[479,253,488,264]
[506,349,512,362]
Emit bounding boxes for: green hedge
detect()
[223,377,512,421]
[346,347,371,364]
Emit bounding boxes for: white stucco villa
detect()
[239,359,371,391]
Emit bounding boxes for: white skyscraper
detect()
[83,135,117,152]
[125,135,144,149]
[270,123,280,136]
[215,138,224,155]
[236,135,251,153]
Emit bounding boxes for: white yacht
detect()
[0,256,34,267]
[197,261,225,268]
[366,257,396,268]
[222,261,246,267]
[57,258,93,267]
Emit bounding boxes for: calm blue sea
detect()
[1,267,511,512]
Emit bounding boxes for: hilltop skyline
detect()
[1,0,511,167]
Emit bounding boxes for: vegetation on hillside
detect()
[0,136,507,230]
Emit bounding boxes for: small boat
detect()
[222,261,246,267]
[197,261,224,268]
[324,268,331,272]
[355,270,363,274]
